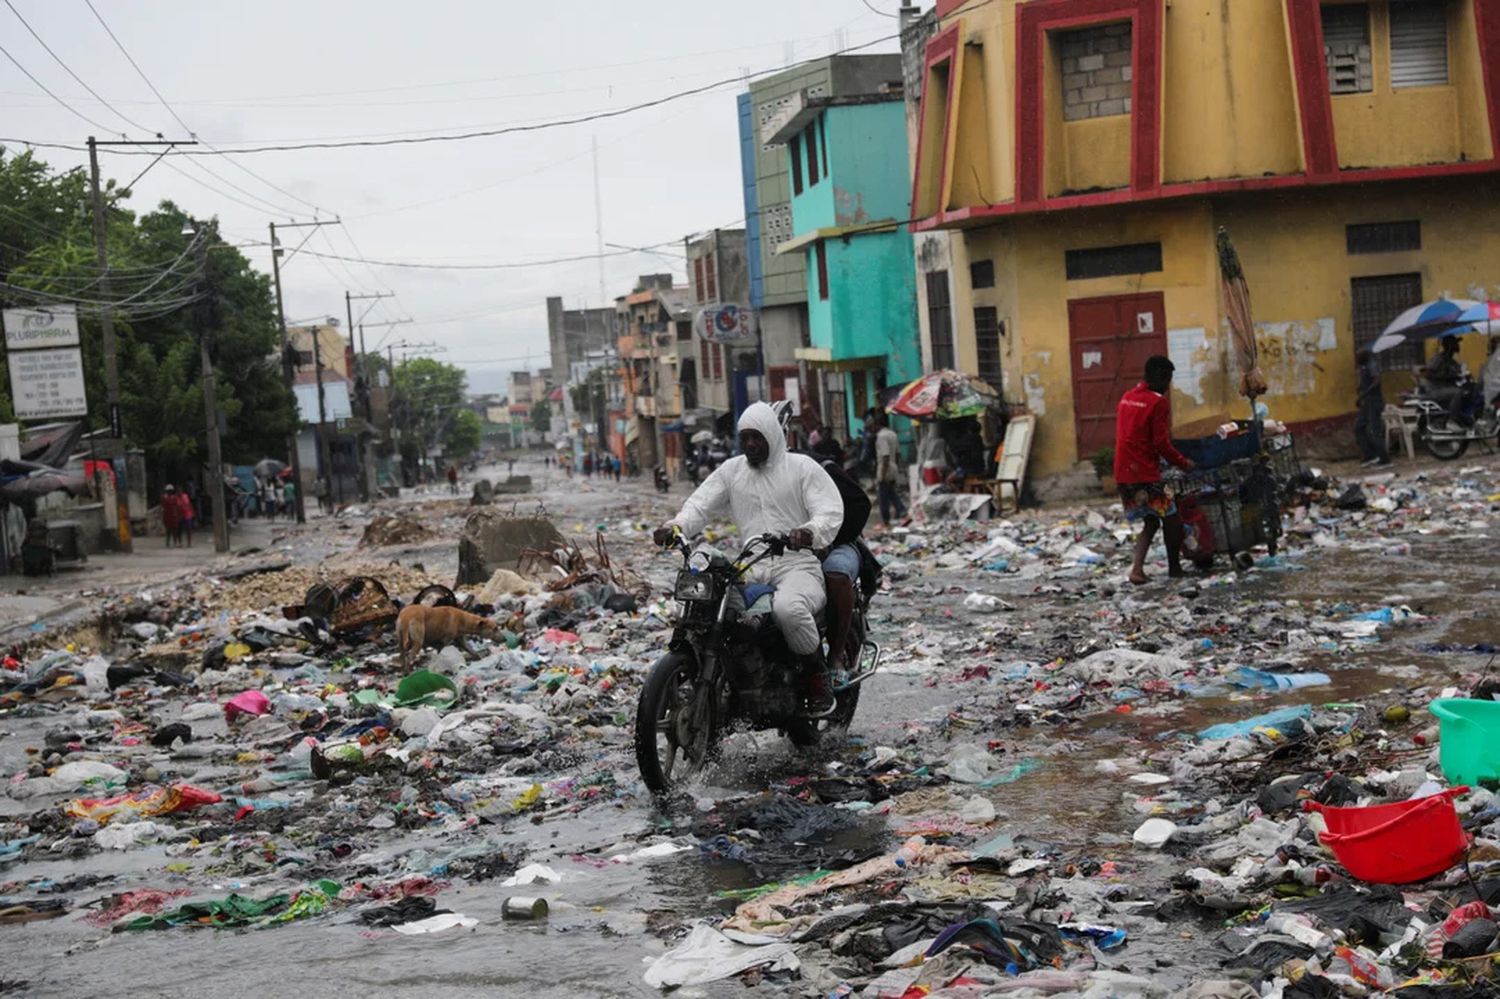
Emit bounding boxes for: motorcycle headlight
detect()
[674,570,715,602]
[687,550,711,574]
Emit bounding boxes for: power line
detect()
[238,239,680,271]
[860,0,901,17]
[0,40,117,133]
[0,32,900,156]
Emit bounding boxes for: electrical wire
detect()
[0,32,900,156]
[860,0,900,17]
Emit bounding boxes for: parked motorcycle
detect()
[634,532,879,794]
[1402,378,1500,459]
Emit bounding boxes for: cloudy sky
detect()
[0,0,904,395]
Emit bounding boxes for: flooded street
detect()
[1,456,1497,997]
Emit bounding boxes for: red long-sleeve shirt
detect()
[1114,382,1190,483]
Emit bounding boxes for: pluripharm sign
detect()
[3,305,80,350]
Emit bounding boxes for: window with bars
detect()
[1391,0,1448,89]
[692,257,706,303]
[711,341,724,380]
[974,307,1003,388]
[700,338,713,381]
[926,271,955,370]
[1351,272,1424,370]
[704,251,717,301]
[1323,4,1373,94]
[1064,241,1162,280]
[1346,220,1421,254]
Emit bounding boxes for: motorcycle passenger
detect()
[1424,335,1469,425]
[653,401,844,709]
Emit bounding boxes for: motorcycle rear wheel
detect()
[635,652,719,795]
[1420,418,1470,460]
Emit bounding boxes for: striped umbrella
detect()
[1370,298,1481,353]
[1446,300,1500,336]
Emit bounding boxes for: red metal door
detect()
[1067,292,1167,459]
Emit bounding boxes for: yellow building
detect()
[909,0,1500,489]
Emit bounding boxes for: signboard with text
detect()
[3,305,79,350]
[7,346,88,419]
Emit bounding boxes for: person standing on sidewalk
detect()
[161,484,181,546]
[175,486,195,548]
[1115,356,1195,584]
[869,409,907,527]
[1354,348,1391,467]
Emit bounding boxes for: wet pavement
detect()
[0,455,1497,997]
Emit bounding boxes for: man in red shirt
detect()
[1114,356,1195,584]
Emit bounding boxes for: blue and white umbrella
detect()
[1370,298,1481,353]
[1445,300,1500,336]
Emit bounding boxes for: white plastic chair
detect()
[1383,404,1417,460]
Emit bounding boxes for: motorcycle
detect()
[1402,378,1500,459]
[634,532,879,794]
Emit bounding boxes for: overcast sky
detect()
[0,0,904,395]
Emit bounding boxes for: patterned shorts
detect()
[1118,481,1177,522]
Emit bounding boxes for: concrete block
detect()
[1093,66,1124,85]
[1120,65,1132,82]
[1063,72,1089,89]
[1065,88,1084,106]
[1064,102,1089,122]
[1105,82,1132,100]
[1080,85,1107,102]
[1105,50,1132,68]
[1095,98,1127,116]
[1061,40,1086,59]
[1095,36,1120,54]
[1077,53,1105,71]
[1123,96,1132,113]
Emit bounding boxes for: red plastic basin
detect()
[1306,786,1470,884]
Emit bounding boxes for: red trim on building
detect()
[910,158,1500,231]
[935,0,966,17]
[909,24,961,221]
[1015,0,1163,206]
[1475,0,1500,155]
[1284,0,1340,179]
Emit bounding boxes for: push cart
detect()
[1168,422,1301,570]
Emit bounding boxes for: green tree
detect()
[530,397,552,434]
[445,408,482,458]
[0,148,296,489]
[391,356,468,455]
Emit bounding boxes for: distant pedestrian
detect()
[282,477,297,518]
[1354,348,1391,467]
[446,465,458,495]
[175,487,195,548]
[612,455,621,482]
[583,453,594,478]
[161,484,181,546]
[868,410,907,527]
[507,458,515,476]
[314,475,331,512]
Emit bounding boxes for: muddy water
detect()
[1,467,1495,997]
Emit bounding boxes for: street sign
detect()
[7,346,88,419]
[3,304,79,350]
[693,303,759,344]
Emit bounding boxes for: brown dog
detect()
[395,605,502,668]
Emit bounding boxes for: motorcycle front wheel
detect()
[635,652,720,795]
[1420,417,1470,460]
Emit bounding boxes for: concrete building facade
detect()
[909,0,1500,492]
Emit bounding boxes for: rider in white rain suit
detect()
[662,401,844,661]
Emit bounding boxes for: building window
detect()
[1323,3,1373,94]
[704,251,717,301]
[969,259,995,289]
[692,257,706,304]
[1346,220,1421,254]
[806,123,820,187]
[818,116,828,176]
[815,241,829,301]
[926,271,955,370]
[974,307,1003,388]
[1064,241,1163,280]
[790,135,804,196]
[700,338,712,380]
[1391,0,1449,88]
[1352,272,1424,370]
[711,341,724,380]
[1057,22,1133,122]
[676,321,692,342]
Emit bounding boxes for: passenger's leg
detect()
[769,560,826,658]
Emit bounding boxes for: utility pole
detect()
[592,135,607,308]
[87,136,194,550]
[345,290,394,503]
[267,219,340,523]
[311,327,335,509]
[187,220,229,553]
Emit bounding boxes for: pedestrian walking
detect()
[446,465,459,495]
[282,477,297,519]
[1354,348,1391,467]
[176,486,195,548]
[612,454,621,483]
[1114,356,1195,584]
[161,484,181,546]
[868,410,907,526]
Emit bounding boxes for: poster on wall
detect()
[693,304,759,344]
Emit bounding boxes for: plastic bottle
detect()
[1264,912,1335,950]
[1413,725,1440,746]
[1333,946,1392,988]
[893,835,926,869]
